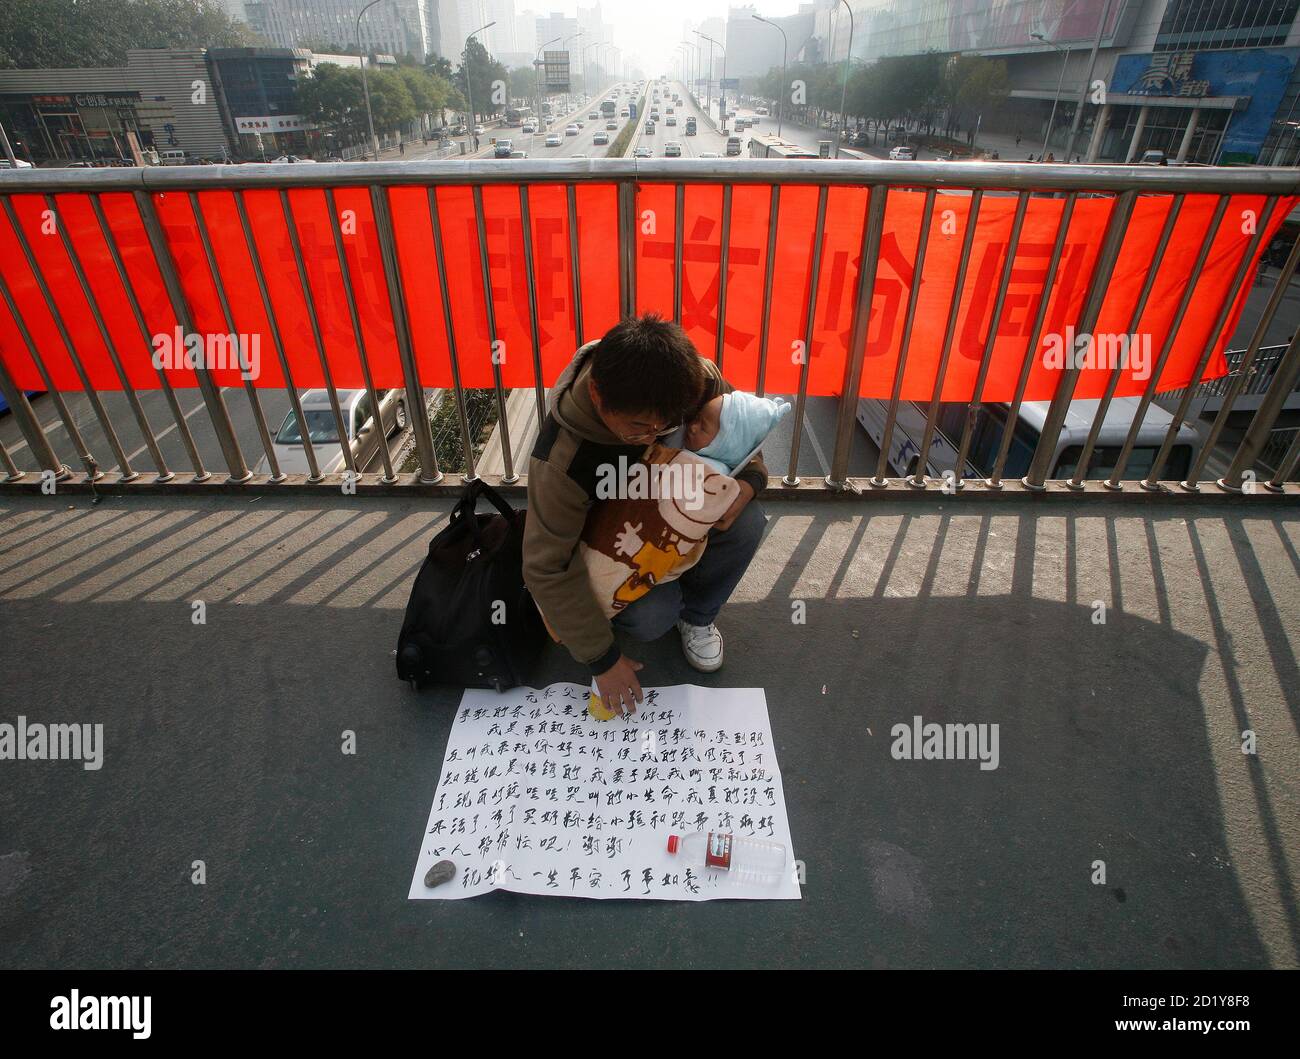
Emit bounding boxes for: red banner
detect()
[0,183,1288,401]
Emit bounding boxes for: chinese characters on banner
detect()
[408,683,801,901]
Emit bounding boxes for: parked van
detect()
[856,397,1202,481]
[158,149,189,165]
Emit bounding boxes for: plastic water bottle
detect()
[667,831,787,886]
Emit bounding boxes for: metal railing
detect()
[1,157,1299,498]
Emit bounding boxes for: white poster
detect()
[408,683,800,901]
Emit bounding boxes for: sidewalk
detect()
[1,491,1296,968]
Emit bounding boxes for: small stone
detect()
[424,859,456,888]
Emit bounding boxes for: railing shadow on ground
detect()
[0,492,1295,968]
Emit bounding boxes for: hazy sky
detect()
[566,0,810,80]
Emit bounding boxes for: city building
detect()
[785,0,1300,166]
[243,0,436,61]
[0,46,402,164]
[0,49,229,162]
[725,3,817,78]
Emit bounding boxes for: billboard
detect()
[1110,48,1300,164]
[543,51,570,93]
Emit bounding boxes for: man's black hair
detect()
[589,314,707,422]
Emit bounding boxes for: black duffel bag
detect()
[396,481,546,692]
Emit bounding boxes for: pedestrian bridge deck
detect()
[0,491,1296,968]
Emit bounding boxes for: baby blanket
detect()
[577,443,740,620]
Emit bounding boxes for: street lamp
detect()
[695,31,725,127]
[562,29,583,97]
[1032,32,1070,159]
[682,39,700,103]
[752,14,787,137]
[535,35,561,130]
[1062,0,1116,162]
[355,0,385,157]
[463,20,497,141]
[833,0,854,158]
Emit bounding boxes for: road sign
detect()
[543,51,570,93]
[720,77,739,89]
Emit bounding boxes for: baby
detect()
[684,390,791,476]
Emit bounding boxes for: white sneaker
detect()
[677,620,723,672]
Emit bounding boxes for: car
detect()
[666,116,676,126]
[620,108,629,116]
[667,106,674,114]
[593,132,609,145]
[545,134,562,147]
[889,145,917,160]
[493,139,514,158]
[254,388,407,476]
[633,146,652,158]
[644,121,655,134]
[270,154,316,163]
[1139,149,1167,165]
[699,151,721,158]
[589,112,599,120]
[508,150,528,158]
[473,125,485,135]
[67,160,97,168]
[0,157,34,169]
[449,123,467,135]
[664,142,682,157]
[575,120,584,129]
[606,121,617,130]
[571,153,589,158]
[565,124,579,136]
[749,116,761,126]
[521,123,536,134]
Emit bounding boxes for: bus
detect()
[600,99,617,119]
[855,398,1203,482]
[504,105,532,128]
[748,133,819,159]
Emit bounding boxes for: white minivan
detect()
[158,149,189,165]
[856,397,1202,482]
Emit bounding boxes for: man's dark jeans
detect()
[611,500,766,641]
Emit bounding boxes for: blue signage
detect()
[1110,48,1299,163]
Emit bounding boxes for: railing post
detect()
[784,185,829,486]
[472,185,516,483]
[1192,238,1300,487]
[134,189,251,482]
[370,184,440,483]
[618,179,637,319]
[0,354,65,479]
[1024,189,1138,489]
[1222,329,1300,490]
[828,183,888,489]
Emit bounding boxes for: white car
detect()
[633,146,652,158]
[473,125,485,135]
[545,134,562,147]
[565,124,579,136]
[663,141,682,157]
[0,158,34,168]
[255,389,407,475]
[699,151,721,158]
[889,145,917,160]
[593,132,609,145]
[606,121,617,130]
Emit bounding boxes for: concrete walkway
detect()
[0,491,1296,968]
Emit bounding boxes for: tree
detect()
[456,37,508,120]
[0,0,254,69]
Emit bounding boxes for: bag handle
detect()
[453,480,520,547]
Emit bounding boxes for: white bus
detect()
[855,397,1203,481]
